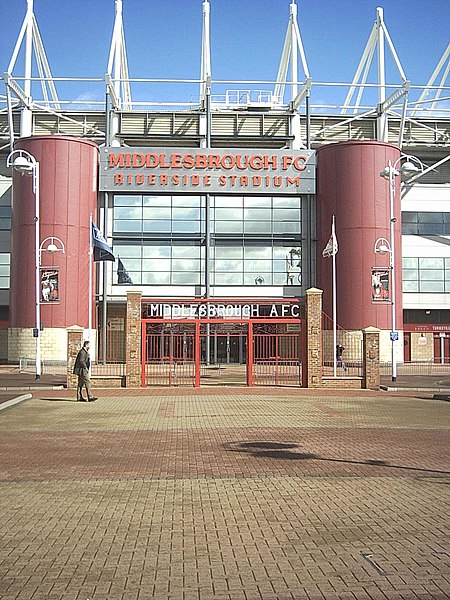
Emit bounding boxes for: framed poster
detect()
[371,268,390,302]
[40,268,60,303]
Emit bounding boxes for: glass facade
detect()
[402,257,450,293]
[402,212,450,235]
[0,253,10,289]
[113,194,304,287]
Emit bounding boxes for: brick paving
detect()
[0,388,449,600]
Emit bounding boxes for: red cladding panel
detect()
[316,140,402,331]
[10,136,98,329]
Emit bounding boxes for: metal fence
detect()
[93,321,126,377]
[322,313,363,377]
[380,360,450,376]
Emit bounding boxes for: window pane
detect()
[244,247,271,259]
[143,207,171,219]
[213,196,243,208]
[172,221,200,233]
[172,208,200,220]
[172,196,201,207]
[143,195,171,206]
[214,247,243,259]
[273,209,300,221]
[273,197,300,208]
[420,269,444,280]
[273,272,288,285]
[172,246,200,258]
[273,221,301,234]
[172,271,201,284]
[114,220,142,232]
[402,281,418,292]
[172,259,201,271]
[0,254,11,264]
[244,197,271,208]
[143,220,171,232]
[143,246,170,258]
[402,258,418,268]
[244,273,272,285]
[402,269,418,281]
[215,207,243,220]
[142,272,170,285]
[420,281,444,292]
[418,223,442,235]
[114,195,142,206]
[215,221,243,233]
[244,209,271,220]
[245,260,272,272]
[244,221,271,233]
[114,207,142,219]
[418,212,442,223]
[419,258,444,269]
[0,266,9,276]
[402,212,418,223]
[214,272,243,285]
[215,259,243,272]
[143,258,171,271]
[402,223,418,235]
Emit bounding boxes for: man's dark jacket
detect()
[73,347,90,375]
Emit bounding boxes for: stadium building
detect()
[0,1,449,386]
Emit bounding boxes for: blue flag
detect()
[92,222,115,262]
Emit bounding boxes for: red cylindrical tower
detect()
[316,140,402,331]
[10,136,98,332]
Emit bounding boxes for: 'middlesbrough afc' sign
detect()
[100,147,315,195]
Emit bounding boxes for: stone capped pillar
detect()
[305,287,323,388]
[67,326,84,389]
[363,327,380,390]
[126,291,142,387]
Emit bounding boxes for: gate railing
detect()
[322,313,363,377]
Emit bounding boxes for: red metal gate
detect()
[251,323,302,386]
[142,322,196,386]
[141,300,305,387]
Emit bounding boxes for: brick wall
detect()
[126,291,142,388]
[305,288,323,388]
[363,327,380,390]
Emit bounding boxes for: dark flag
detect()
[92,221,115,262]
[117,258,133,284]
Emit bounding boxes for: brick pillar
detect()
[363,327,380,390]
[67,326,84,389]
[305,287,323,388]
[126,291,142,388]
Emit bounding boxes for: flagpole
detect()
[332,215,337,377]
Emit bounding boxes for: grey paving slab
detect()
[0,389,449,600]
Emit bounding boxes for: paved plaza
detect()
[0,387,449,600]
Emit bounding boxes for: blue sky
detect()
[0,0,449,109]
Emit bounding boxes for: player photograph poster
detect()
[371,268,390,302]
[40,268,60,303]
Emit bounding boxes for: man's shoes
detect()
[78,397,89,402]
[88,396,98,401]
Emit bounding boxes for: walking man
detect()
[73,340,98,402]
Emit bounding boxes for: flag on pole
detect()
[117,258,133,284]
[322,225,338,258]
[92,221,115,262]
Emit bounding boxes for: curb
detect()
[0,393,32,411]
[0,385,65,392]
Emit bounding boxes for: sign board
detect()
[100,147,315,195]
[371,268,391,302]
[40,268,60,303]
[390,331,399,341]
[142,301,302,320]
